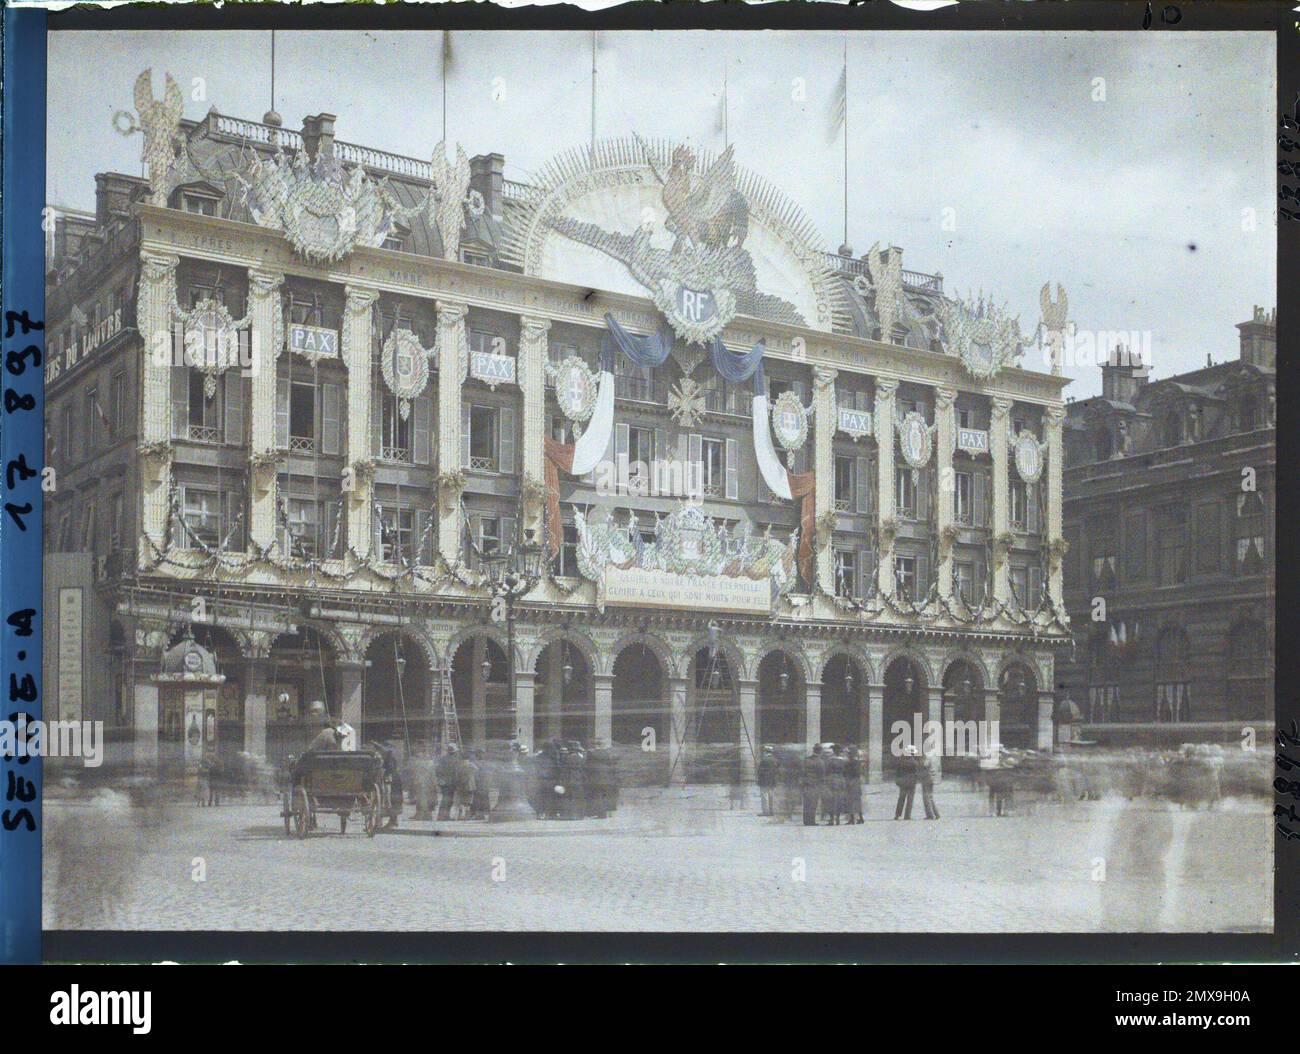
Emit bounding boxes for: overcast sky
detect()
[47,29,1275,398]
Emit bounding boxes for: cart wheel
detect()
[292,785,310,839]
[339,813,348,835]
[282,793,292,836]
[364,784,381,838]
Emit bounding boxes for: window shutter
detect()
[461,403,471,470]
[412,392,431,464]
[275,375,289,450]
[498,406,516,475]
[916,553,929,601]
[855,456,870,514]
[1029,566,1043,607]
[501,516,517,555]
[726,437,739,500]
[415,508,431,565]
[859,546,874,598]
[654,427,666,465]
[322,382,343,456]
[373,507,385,560]
[171,362,189,439]
[917,467,929,520]
[223,372,244,446]
[615,422,630,471]
[1026,482,1040,533]
[689,433,702,480]
[973,472,987,527]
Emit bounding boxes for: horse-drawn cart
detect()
[280,750,384,838]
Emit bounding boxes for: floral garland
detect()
[171,297,252,399]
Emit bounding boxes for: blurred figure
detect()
[982,747,1015,816]
[824,744,846,825]
[435,744,459,820]
[894,745,920,820]
[919,748,941,820]
[757,745,778,816]
[454,748,479,819]
[586,740,618,819]
[728,748,746,810]
[471,748,492,820]
[801,744,826,825]
[844,745,864,823]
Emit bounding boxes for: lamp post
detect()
[481,523,546,748]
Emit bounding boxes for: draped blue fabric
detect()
[599,336,616,374]
[751,360,766,395]
[604,313,673,368]
[710,334,766,382]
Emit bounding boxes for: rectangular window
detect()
[1010,564,1030,609]
[461,249,491,268]
[376,505,416,564]
[627,425,654,468]
[1235,492,1266,574]
[896,467,917,519]
[701,437,725,498]
[1156,505,1188,586]
[183,193,218,217]
[289,382,316,453]
[955,561,977,605]
[469,330,504,357]
[108,493,124,551]
[469,405,499,472]
[187,370,222,442]
[1010,480,1028,531]
[834,456,855,512]
[110,371,127,435]
[181,487,221,549]
[62,405,75,464]
[834,549,857,598]
[379,393,413,462]
[1124,513,1147,579]
[554,523,580,578]
[957,407,974,430]
[895,556,917,602]
[955,471,973,526]
[83,388,99,453]
[285,498,321,559]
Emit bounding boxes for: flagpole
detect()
[590,31,598,158]
[442,30,450,144]
[842,37,849,251]
[723,59,729,150]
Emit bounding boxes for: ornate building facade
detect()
[1058,311,1276,740]
[43,87,1071,781]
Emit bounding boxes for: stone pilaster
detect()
[866,682,885,783]
[990,396,1013,605]
[1043,405,1066,608]
[436,300,468,564]
[984,688,1002,751]
[336,662,364,734]
[874,378,899,598]
[138,251,178,555]
[668,676,689,786]
[737,680,758,788]
[343,285,379,558]
[812,366,838,595]
[247,269,284,554]
[518,316,550,545]
[934,386,958,599]
[804,681,822,751]
[514,670,536,751]
[593,673,614,746]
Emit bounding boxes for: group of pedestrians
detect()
[892,745,941,820]
[756,743,866,826]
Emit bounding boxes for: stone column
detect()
[137,251,179,555]
[990,396,1014,605]
[436,300,468,563]
[866,682,885,783]
[737,680,758,788]
[1043,405,1066,608]
[813,366,838,594]
[984,688,1002,751]
[343,286,379,558]
[514,670,536,751]
[668,676,689,786]
[545,643,563,740]
[874,378,899,597]
[934,385,958,599]
[593,673,614,745]
[247,269,284,553]
[244,656,269,758]
[1037,690,1055,750]
[518,316,550,545]
[336,661,364,734]
[804,681,822,751]
[927,685,945,778]
[470,636,487,746]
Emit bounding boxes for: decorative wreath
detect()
[895,411,933,470]
[381,327,432,419]
[548,355,599,423]
[172,298,250,399]
[771,390,809,452]
[1013,431,1044,483]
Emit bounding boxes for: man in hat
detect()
[824,744,847,825]
[304,701,342,754]
[757,745,778,817]
[894,745,921,820]
[435,744,459,821]
[801,744,827,826]
[919,746,941,820]
[844,745,864,823]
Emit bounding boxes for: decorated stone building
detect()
[43,74,1073,781]
[1057,311,1276,740]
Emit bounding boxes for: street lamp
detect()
[481,523,546,747]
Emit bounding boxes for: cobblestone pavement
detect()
[43,786,1272,933]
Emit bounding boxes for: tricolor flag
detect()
[93,395,113,438]
[826,63,846,146]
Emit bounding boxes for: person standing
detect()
[757,746,778,816]
[894,745,920,820]
[919,748,941,820]
[801,744,826,826]
[471,748,492,820]
[435,745,458,821]
[824,744,847,826]
[844,745,864,824]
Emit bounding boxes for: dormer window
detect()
[1162,410,1183,447]
[382,223,411,253]
[182,192,219,217]
[460,247,491,268]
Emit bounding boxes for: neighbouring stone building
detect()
[43,83,1074,781]
[1057,310,1275,743]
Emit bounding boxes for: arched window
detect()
[1154,626,1190,722]
[1226,619,1268,719]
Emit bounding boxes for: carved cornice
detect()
[344,285,380,317]
[935,386,958,410]
[991,397,1014,421]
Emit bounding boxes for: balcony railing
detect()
[289,435,316,454]
[834,497,852,513]
[615,375,668,404]
[188,425,222,444]
[381,446,412,464]
[820,252,944,294]
[469,455,497,472]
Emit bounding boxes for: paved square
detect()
[43,786,1272,933]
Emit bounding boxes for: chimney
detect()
[301,113,337,162]
[94,173,141,227]
[1101,343,1148,403]
[1236,304,1276,368]
[469,152,505,223]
